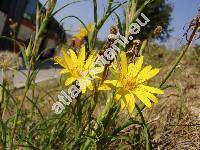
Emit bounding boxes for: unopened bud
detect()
[26,40,32,60]
[110,26,118,35]
[133,40,141,46]
[154,26,163,37]
[139,40,148,55]
[108,34,118,40]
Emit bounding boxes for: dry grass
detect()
[10,46,200,149]
[142,46,200,149]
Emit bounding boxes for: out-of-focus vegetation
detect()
[123,0,173,41]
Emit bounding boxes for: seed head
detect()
[0,51,23,70]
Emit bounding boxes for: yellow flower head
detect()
[99,51,164,113]
[54,46,103,93]
[73,23,94,39]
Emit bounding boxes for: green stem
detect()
[135,104,152,150]
[0,69,6,116]
[10,67,32,149]
[176,86,184,124]
[82,94,114,150]
[89,1,124,50]
[2,70,12,119]
[93,0,98,24]
[160,46,191,87]
[0,69,6,149]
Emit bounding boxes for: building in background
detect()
[0,0,66,58]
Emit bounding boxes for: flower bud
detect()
[47,0,57,15]
[154,26,163,37]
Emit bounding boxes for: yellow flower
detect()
[54,46,103,93]
[74,23,94,39]
[99,51,164,113]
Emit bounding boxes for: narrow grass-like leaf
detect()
[114,12,123,35]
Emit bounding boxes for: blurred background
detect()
[0,0,199,86]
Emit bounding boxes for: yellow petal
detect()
[87,23,94,33]
[115,89,127,101]
[60,69,69,74]
[120,51,127,77]
[54,56,67,68]
[61,48,73,69]
[124,93,135,113]
[128,56,144,78]
[138,85,164,94]
[136,65,152,80]
[115,93,122,101]
[146,92,158,103]
[128,99,135,113]
[78,79,91,93]
[136,89,158,104]
[94,76,101,80]
[74,33,82,39]
[78,79,87,93]
[98,84,112,91]
[80,28,87,36]
[98,80,122,91]
[69,49,78,62]
[104,80,118,85]
[120,99,126,110]
[87,82,94,91]
[74,27,87,39]
[89,67,104,78]
[81,87,87,93]
[73,23,93,39]
[104,80,123,88]
[85,54,96,69]
[124,93,133,101]
[78,46,86,67]
[146,68,160,80]
[65,77,76,86]
[127,63,134,77]
[137,68,160,83]
[135,90,152,108]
